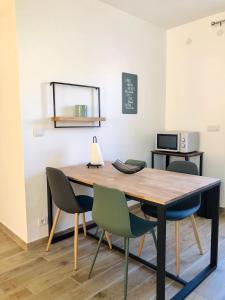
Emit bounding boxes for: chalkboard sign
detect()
[122,72,138,114]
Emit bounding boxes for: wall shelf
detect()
[50,81,104,128]
[51,116,106,122]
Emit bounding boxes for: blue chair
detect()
[137,161,203,275]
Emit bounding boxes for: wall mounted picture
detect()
[122,72,138,114]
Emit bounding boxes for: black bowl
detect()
[112,160,145,174]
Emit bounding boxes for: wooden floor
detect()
[0,210,225,300]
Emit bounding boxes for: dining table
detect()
[47,161,220,300]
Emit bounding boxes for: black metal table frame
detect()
[47,177,220,300]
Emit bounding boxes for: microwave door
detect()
[157,134,179,152]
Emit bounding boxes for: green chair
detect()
[125,159,157,251]
[125,159,147,169]
[88,184,157,300]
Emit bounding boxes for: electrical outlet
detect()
[207,125,220,132]
[38,217,48,226]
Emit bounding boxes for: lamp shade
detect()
[90,136,104,166]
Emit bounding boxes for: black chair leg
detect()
[124,237,129,300]
[88,229,105,279]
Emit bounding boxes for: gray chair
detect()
[46,167,111,270]
[138,161,203,275]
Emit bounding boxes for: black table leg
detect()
[165,155,170,169]
[157,205,167,300]
[210,184,220,267]
[151,152,154,168]
[47,177,53,235]
[199,154,203,176]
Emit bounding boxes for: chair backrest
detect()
[125,159,147,169]
[167,160,199,175]
[167,161,200,208]
[93,184,132,237]
[46,167,80,213]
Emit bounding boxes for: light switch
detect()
[33,127,45,137]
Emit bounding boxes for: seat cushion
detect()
[76,195,93,213]
[141,196,201,221]
[129,213,157,238]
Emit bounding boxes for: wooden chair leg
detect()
[151,229,157,249]
[46,208,61,251]
[138,213,157,256]
[105,231,112,250]
[74,213,79,270]
[137,235,145,257]
[144,214,157,248]
[81,212,87,238]
[190,215,203,255]
[175,221,180,276]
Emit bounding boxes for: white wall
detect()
[16,0,166,242]
[0,0,27,241]
[166,11,225,207]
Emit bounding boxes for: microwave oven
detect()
[156,131,199,153]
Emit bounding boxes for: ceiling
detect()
[100,0,225,28]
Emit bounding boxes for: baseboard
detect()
[0,221,93,250]
[0,222,28,251]
[0,204,141,250]
[28,204,141,248]
[27,219,95,250]
[27,236,49,250]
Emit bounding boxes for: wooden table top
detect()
[61,162,220,206]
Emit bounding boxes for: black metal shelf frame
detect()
[50,81,101,128]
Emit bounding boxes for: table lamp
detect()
[87,136,104,168]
